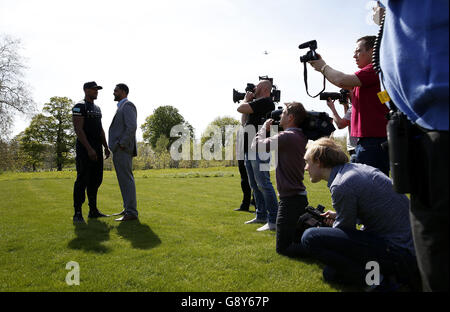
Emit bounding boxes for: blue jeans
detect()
[244,152,278,224]
[355,137,389,176]
[299,227,417,286]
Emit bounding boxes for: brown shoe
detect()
[115,214,138,222]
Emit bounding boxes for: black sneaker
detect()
[73,213,85,224]
[88,210,109,218]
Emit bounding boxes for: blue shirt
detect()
[379,0,449,131]
[328,163,415,253]
[117,98,128,109]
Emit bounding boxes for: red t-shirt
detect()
[351,64,389,138]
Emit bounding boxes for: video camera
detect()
[269,107,335,141]
[299,40,319,63]
[298,40,326,98]
[319,89,351,105]
[233,75,281,103]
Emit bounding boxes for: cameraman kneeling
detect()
[251,102,309,255]
[301,138,419,289]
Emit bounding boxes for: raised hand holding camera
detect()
[320,89,350,104]
[298,40,326,98]
[244,91,255,103]
[308,53,327,73]
[262,118,274,132]
[233,76,280,104]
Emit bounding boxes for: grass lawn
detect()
[0,166,348,292]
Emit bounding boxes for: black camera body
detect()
[233,83,256,103]
[269,107,335,141]
[319,89,350,104]
[294,204,329,240]
[305,205,326,223]
[269,107,283,125]
[233,76,281,103]
[299,40,319,63]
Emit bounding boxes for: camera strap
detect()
[303,62,326,98]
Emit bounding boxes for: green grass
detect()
[0,167,346,292]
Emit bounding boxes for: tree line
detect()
[0,97,240,172]
[0,34,240,173]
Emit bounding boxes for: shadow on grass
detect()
[68,219,113,253]
[116,220,162,250]
[286,255,358,292]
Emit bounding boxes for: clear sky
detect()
[1,0,380,141]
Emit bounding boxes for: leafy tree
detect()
[19,115,51,171]
[141,105,194,150]
[154,134,170,153]
[0,139,12,171]
[43,97,75,171]
[19,97,75,171]
[154,134,171,169]
[0,35,35,139]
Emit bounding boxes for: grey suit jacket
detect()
[109,100,138,157]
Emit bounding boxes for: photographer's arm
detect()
[251,119,278,153]
[237,91,255,114]
[327,99,350,129]
[309,54,361,89]
[241,113,248,125]
[237,103,254,114]
[331,187,358,230]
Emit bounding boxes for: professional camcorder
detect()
[269,107,335,141]
[233,75,281,103]
[319,89,350,104]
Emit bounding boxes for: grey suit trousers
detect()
[113,149,137,217]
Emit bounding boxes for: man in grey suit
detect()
[109,83,138,221]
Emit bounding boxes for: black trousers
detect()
[410,129,448,291]
[73,148,103,213]
[238,159,251,207]
[276,194,308,257]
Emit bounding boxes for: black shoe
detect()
[73,213,85,224]
[88,210,109,218]
[234,202,251,212]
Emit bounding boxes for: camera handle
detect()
[303,61,326,98]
